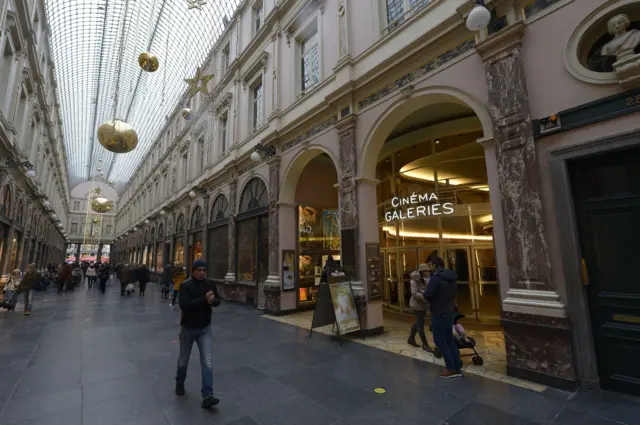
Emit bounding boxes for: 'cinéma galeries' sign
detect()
[385,192,454,222]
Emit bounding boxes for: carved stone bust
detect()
[601,14,640,60]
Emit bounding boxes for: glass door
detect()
[445,247,476,319]
[385,252,400,309]
[472,247,501,322]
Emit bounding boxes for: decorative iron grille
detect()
[211,194,229,222]
[239,178,268,213]
[191,205,204,228]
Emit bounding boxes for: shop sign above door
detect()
[385,193,454,222]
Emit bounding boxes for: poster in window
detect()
[322,210,340,251]
[299,206,323,251]
[282,249,296,291]
[366,243,383,301]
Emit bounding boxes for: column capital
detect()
[475,21,525,63]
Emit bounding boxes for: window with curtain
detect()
[300,31,319,93]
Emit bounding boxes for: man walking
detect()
[424,256,463,378]
[175,260,221,408]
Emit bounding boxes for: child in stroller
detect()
[432,313,484,366]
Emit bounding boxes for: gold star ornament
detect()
[184,67,214,97]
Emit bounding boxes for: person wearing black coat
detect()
[98,263,110,294]
[138,264,150,296]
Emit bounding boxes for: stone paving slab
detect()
[0,279,638,425]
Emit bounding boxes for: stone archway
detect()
[279,145,341,205]
[359,86,493,181]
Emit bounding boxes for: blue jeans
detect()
[175,326,213,397]
[432,314,462,372]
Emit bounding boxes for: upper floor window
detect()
[198,137,205,173]
[221,43,230,75]
[71,222,78,234]
[220,113,228,154]
[106,225,112,235]
[251,79,264,130]
[182,153,189,185]
[300,30,319,93]
[73,201,80,211]
[384,0,431,33]
[254,3,264,34]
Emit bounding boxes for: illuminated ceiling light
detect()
[382,226,493,241]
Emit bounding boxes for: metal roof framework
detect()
[45,0,241,192]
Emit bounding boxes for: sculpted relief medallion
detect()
[565,2,640,88]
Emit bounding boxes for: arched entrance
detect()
[280,148,340,307]
[207,194,229,282]
[362,90,502,324]
[236,177,269,307]
[173,214,186,266]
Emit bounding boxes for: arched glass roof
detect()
[45,0,241,192]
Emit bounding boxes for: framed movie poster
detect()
[282,249,296,291]
[366,243,383,301]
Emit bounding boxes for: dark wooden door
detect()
[570,147,640,396]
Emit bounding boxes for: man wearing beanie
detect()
[175,259,222,408]
[424,256,463,378]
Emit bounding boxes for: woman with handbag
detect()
[408,263,434,352]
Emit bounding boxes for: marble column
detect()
[476,23,574,388]
[264,157,281,312]
[224,180,237,283]
[336,116,359,282]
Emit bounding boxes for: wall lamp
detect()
[189,187,207,199]
[6,158,37,178]
[466,0,491,31]
[250,144,276,162]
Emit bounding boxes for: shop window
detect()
[237,178,269,286]
[0,185,11,217]
[191,205,204,228]
[207,225,228,280]
[210,194,229,222]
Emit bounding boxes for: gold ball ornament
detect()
[97,120,138,154]
[138,52,159,72]
[182,108,193,120]
[90,197,114,214]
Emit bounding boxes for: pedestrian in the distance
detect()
[424,256,462,378]
[138,263,150,296]
[86,263,97,288]
[174,260,221,409]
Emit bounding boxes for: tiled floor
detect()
[263,310,534,390]
[1,279,639,425]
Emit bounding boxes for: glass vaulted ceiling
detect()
[45,0,241,192]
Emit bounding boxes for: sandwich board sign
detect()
[309,266,362,346]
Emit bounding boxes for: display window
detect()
[298,205,341,304]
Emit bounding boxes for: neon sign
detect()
[384,192,454,222]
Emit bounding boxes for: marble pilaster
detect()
[336,116,359,281]
[476,22,575,388]
[264,157,280,290]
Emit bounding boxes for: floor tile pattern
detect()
[0,279,638,425]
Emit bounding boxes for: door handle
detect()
[580,258,589,286]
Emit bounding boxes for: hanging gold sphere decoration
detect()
[97,119,139,154]
[90,197,114,214]
[182,108,193,120]
[138,52,159,72]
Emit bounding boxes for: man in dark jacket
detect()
[175,260,222,408]
[98,263,110,294]
[137,264,150,296]
[424,256,462,378]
